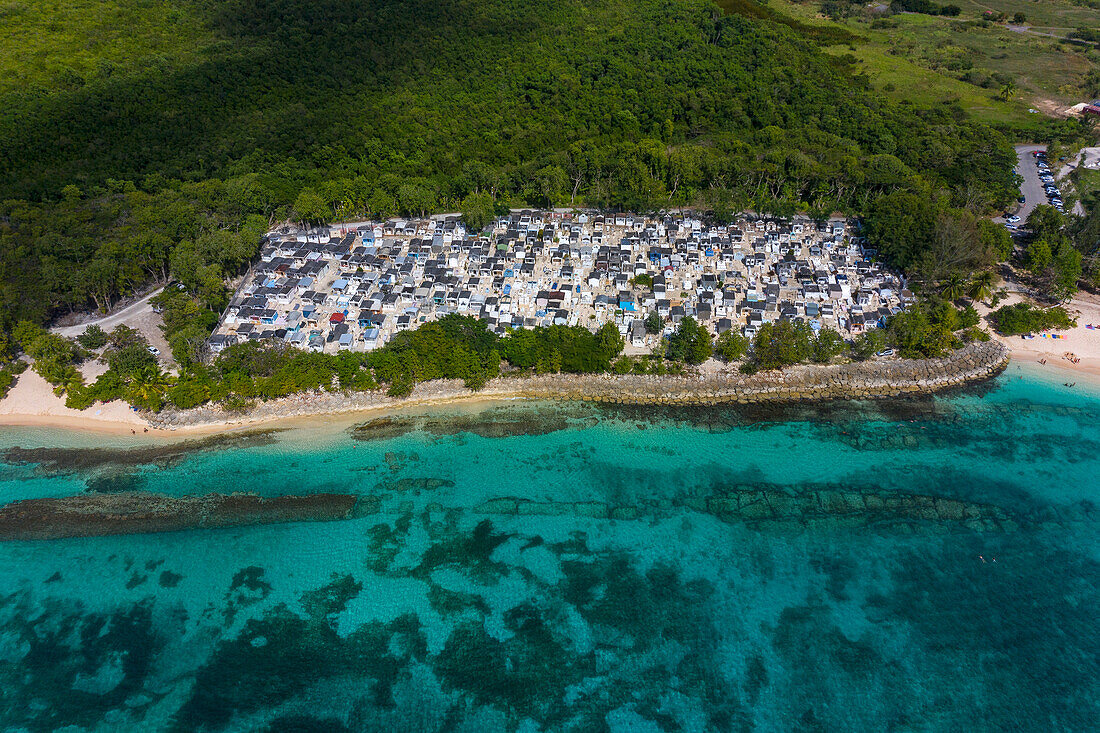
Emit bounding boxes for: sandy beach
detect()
[7,284,1099,441]
[982,291,1100,382]
[0,362,516,440]
[0,367,164,435]
[0,339,1011,440]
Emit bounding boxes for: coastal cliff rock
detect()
[148,341,1010,429]
[0,492,362,541]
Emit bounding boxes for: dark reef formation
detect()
[0,492,362,541]
[0,430,281,475]
[475,483,1018,533]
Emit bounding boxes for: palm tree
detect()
[998,81,1016,102]
[127,365,172,410]
[940,273,967,302]
[966,271,996,304]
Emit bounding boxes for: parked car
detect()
[875,348,895,357]
[1006,215,1020,223]
[1017,195,1025,204]
[147,346,161,357]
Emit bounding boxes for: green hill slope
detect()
[1,0,1014,204]
[0,0,1018,327]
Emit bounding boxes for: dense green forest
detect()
[0,0,1029,335]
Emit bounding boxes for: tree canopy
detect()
[0,0,1024,340]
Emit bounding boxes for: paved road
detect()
[53,288,164,338]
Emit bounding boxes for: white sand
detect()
[0,364,159,435]
[981,291,1100,381]
[4,290,1100,438]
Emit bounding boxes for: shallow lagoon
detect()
[0,363,1097,732]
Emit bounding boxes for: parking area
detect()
[1005,144,1064,232]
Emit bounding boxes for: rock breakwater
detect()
[148,341,1009,429]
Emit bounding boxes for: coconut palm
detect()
[966,271,996,304]
[127,365,172,410]
[940,273,967,302]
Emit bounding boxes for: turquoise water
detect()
[0,363,1097,732]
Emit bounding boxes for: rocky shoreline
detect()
[148,341,1010,429]
[0,492,361,541]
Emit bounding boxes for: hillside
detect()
[753,0,1100,131]
[0,0,1020,328]
[1,0,1016,202]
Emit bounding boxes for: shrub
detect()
[851,330,886,360]
[887,305,959,358]
[221,393,255,413]
[751,320,814,370]
[958,305,980,329]
[989,303,1076,335]
[811,329,847,363]
[964,327,991,342]
[612,357,634,374]
[77,325,109,349]
[714,331,749,362]
[666,317,713,364]
[0,362,27,399]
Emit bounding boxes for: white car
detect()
[147,346,161,357]
[875,348,895,357]
[1006,215,1020,223]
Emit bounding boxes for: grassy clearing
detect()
[759,0,1099,128]
[1073,168,1100,201]
[950,0,1100,32]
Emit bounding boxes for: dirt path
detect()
[53,288,164,338]
[51,288,175,368]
